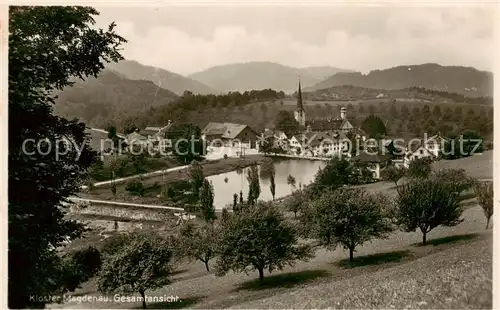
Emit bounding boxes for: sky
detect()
[94,5,497,76]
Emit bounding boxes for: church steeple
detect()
[294,78,306,127]
[297,79,304,111]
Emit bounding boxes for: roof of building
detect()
[152,123,175,139]
[202,122,227,136]
[202,122,256,139]
[139,129,159,137]
[352,152,392,163]
[305,118,352,131]
[222,123,249,139]
[126,131,147,141]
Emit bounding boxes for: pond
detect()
[206,158,327,209]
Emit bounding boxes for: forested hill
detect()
[54,69,179,129]
[107,60,215,95]
[307,63,493,97]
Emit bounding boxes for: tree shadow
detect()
[335,250,412,269]
[171,268,188,276]
[234,269,330,292]
[414,233,480,247]
[137,296,206,309]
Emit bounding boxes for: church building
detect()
[293,81,356,133]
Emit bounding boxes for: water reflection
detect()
[207,159,326,209]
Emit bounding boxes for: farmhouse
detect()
[202,122,259,149]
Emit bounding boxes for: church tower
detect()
[294,80,306,127]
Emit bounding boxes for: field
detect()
[54,149,493,309]
[51,205,492,309]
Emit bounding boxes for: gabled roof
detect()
[221,123,249,139]
[202,122,227,136]
[425,134,449,144]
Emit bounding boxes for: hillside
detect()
[303,85,493,105]
[307,63,493,97]
[54,69,178,129]
[188,62,351,93]
[106,60,214,95]
[298,66,355,81]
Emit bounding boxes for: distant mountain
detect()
[54,69,178,129]
[107,60,214,95]
[188,62,352,93]
[307,63,493,97]
[298,66,355,81]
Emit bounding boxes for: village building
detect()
[289,131,350,157]
[263,129,289,151]
[403,134,449,166]
[202,122,259,149]
[352,152,392,179]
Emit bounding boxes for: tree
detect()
[308,157,353,197]
[361,115,387,139]
[98,232,174,309]
[305,188,393,261]
[286,189,306,218]
[408,157,432,179]
[199,179,216,222]
[395,179,463,245]
[269,164,276,200]
[8,6,126,308]
[275,110,300,137]
[189,160,204,197]
[246,165,261,205]
[179,220,219,271]
[381,165,407,187]
[432,169,474,194]
[474,181,493,229]
[215,203,313,281]
[233,193,238,209]
[239,190,244,205]
[166,123,205,163]
[107,126,120,148]
[287,174,297,191]
[129,151,147,175]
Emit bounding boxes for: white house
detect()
[289,131,350,157]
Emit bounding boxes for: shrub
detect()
[125,179,145,196]
[71,246,102,279]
